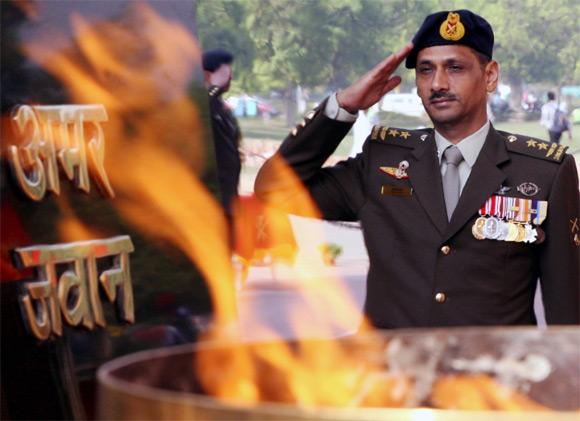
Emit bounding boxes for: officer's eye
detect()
[448,64,464,72]
[417,66,432,74]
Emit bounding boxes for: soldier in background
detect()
[255,10,579,328]
[203,49,242,240]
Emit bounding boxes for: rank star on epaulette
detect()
[537,142,548,150]
[400,131,411,139]
[388,128,399,137]
[526,139,538,148]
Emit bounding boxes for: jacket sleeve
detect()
[539,153,580,324]
[254,99,368,221]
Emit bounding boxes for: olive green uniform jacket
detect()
[255,100,580,328]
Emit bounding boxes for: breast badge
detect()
[472,195,547,244]
[495,185,511,195]
[379,160,409,180]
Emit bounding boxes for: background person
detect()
[540,91,572,144]
[203,48,243,237]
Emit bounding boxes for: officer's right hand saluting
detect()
[336,43,414,114]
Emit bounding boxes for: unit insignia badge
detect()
[517,182,540,197]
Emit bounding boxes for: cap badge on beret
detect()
[439,12,465,41]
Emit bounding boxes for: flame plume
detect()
[19,2,388,409]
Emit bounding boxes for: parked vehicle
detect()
[226,95,280,118]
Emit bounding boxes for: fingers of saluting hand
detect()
[366,43,413,98]
[373,43,414,79]
[337,42,413,112]
[378,75,402,97]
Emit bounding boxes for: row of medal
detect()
[472,195,548,243]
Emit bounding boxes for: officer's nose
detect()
[431,68,449,92]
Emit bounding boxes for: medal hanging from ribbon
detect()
[473,195,547,243]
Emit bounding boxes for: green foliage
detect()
[196,0,580,94]
[481,0,580,85]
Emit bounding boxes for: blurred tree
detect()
[244,0,431,124]
[479,0,580,105]
[197,0,579,122]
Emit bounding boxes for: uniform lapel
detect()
[407,131,448,235]
[443,125,510,242]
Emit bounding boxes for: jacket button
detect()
[440,245,451,255]
[435,292,446,303]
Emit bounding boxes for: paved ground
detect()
[236,216,369,342]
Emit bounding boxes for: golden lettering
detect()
[57,261,94,329]
[8,105,48,200]
[20,281,59,340]
[85,255,106,327]
[14,236,134,340]
[94,236,135,324]
[8,104,114,201]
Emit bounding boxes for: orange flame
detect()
[19,1,388,409]
[21,2,236,324]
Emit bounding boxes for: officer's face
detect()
[415,45,498,130]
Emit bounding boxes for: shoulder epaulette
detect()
[500,131,568,163]
[208,85,222,97]
[369,126,431,147]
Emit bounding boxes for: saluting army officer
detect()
[255,10,579,328]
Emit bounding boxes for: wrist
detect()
[336,91,358,114]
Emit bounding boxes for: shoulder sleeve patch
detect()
[370,126,429,147]
[501,131,568,163]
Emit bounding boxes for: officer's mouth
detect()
[429,93,457,106]
[429,97,458,108]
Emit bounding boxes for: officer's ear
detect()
[203,70,212,85]
[484,60,499,93]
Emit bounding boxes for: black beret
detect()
[202,48,234,72]
[405,10,494,69]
